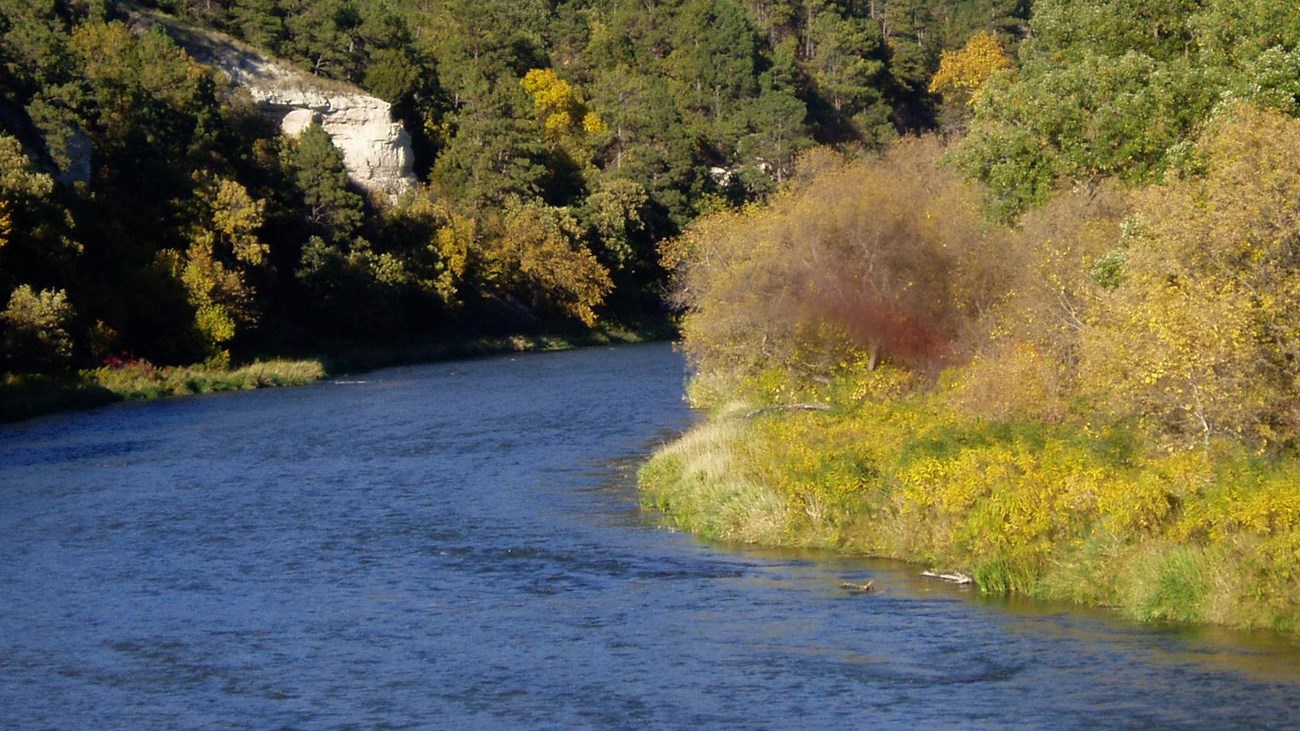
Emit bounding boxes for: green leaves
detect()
[0,285,75,373]
[955,0,1300,221]
[289,124,364,240]
[955,50,1216,219]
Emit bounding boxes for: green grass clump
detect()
[91,358,326,400]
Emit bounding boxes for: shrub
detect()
[1,285,75,373]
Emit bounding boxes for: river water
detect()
[2,342,1298,729]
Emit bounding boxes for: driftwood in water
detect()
[838,580,875,594]
[921,570,973,585]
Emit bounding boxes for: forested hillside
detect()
[646,0,1300,632]
[0,0,1021,376]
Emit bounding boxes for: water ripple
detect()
[2,344,1299,729]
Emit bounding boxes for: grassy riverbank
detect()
[0,321,674,423]
[640,369,1300,634]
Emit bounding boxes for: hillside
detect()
[0,0,1019,376]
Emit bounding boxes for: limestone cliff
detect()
[126,7,417,199]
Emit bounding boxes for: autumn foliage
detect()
[665,138,1015,384]
[929,30,1015,107]
[654,100,1300,625]
[668,103,1300,454]
[1080,104,1300,449]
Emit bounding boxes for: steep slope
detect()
[123,4,417,199]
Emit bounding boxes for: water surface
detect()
[2,343,1298,729]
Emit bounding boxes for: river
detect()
[1,342,1298,729]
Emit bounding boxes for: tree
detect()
[928,30,1014,108]
[230,0,284,52]
[1192,0,1300,69]
[433,81,550,209]
[282,0,366,80]
[580,176,651,273]
[0,134,78,291]
[1,285,75,373]
[1025,0,1201,62]
[69,21,221,176]
[665,137,1006,380]
[804,8,887,122]
[160,178,270,360]
[289,124,364,241]
[521,68,603,142]
[380,188,473,308]
[737,85,812,188]
[665,0,762,146]
[1080,104,1300,449]
[589,65,700,224]
[951,0,1300,220]
[294,234,407,338]
[878,0,932,92]
[953,51,1214,220]
[483,201,613,326]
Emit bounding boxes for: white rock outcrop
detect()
[251,87,417,200]
[126,7,418,199]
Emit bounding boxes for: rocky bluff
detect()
[127,7,417,199]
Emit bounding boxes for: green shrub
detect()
[1,285,75,373]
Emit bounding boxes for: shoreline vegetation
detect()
[640,382,1300,635]
[0,320,674,423]
[640,108,1300,636]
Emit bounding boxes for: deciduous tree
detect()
[1,285,75,373]
[1081,104,1300,449]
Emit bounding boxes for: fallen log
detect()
[837,580,875,593]
[921,571,973,585]
[744,402,831,418]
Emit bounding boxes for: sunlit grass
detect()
[639,409,793,544]
[91,358,328,400]
[640,366,1300,634]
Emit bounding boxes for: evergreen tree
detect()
[289,123,364,241]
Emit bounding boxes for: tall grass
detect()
[92,359,326,400]
[639,408,793,544]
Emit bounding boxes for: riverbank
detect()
[0,321,675,423]
[639,370,1300,635]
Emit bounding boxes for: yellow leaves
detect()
[1169,460,1300,544]
[1079,103,1300,450]
[929,31,1015,107]
[494,202,612,326]
[171,238,249,351]
[430,221,470,302]
[0,199,10,250]
[521,68,600,142]
[206,179,269,266]
[157,176,269,355]
[386,189,474,307]
[195,303,236,347]
[521,69,573,113]
[0,135,52,199]
[582,111,607,135]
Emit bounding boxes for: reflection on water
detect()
[2,343,1299,729]
[980,591,1300,687]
